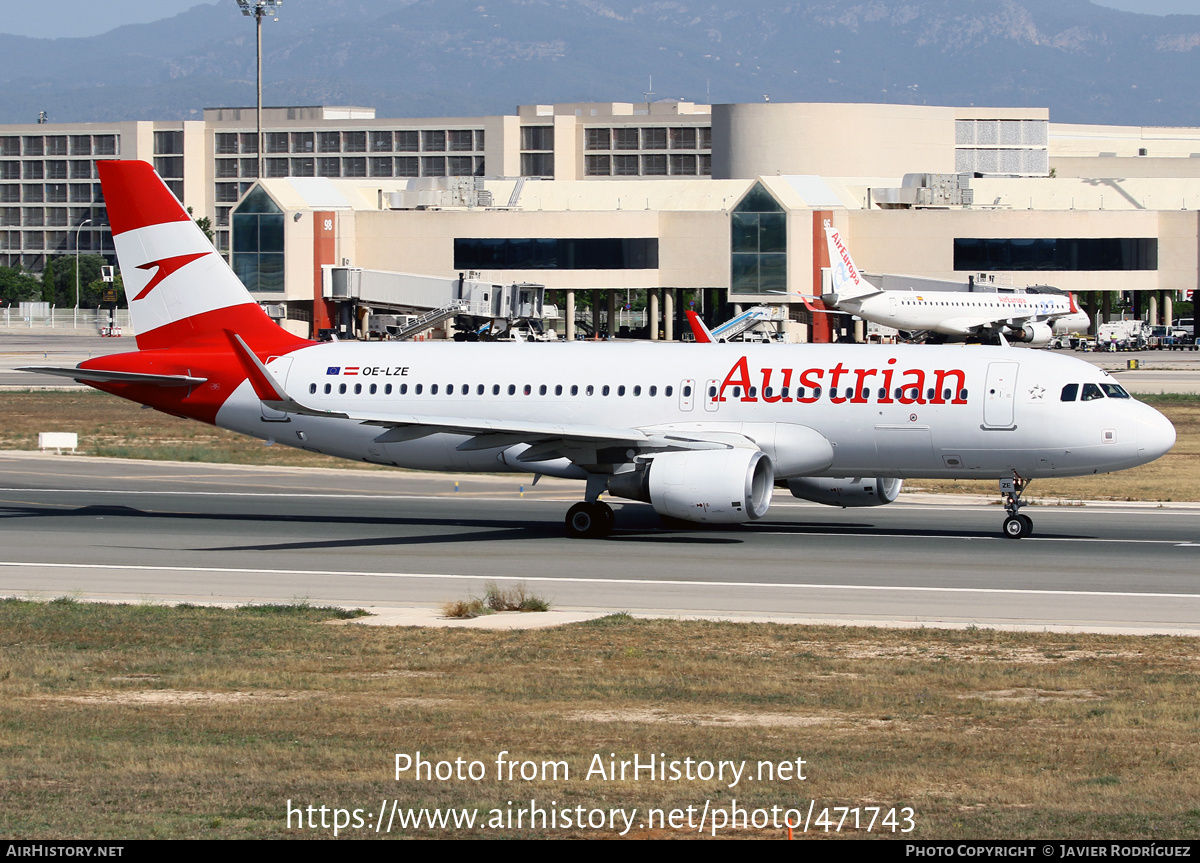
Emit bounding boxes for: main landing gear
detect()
[565,501,614,538]
[1000,474,1033,539]
[565,474,615,539]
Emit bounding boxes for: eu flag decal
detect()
[326,367,340,375]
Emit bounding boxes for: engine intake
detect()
[608,448,774,523]
[1017,321,1053,347]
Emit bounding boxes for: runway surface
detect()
[0,452,1197,636]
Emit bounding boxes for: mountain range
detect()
[2,0,1200,126]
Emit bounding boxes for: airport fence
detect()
[1,307,134,335]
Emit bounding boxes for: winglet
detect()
[685,310,715,343]
[798,293,833,314]
[223,329,349,418]
[225,330,289,402]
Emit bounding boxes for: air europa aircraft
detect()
[23,162,1175,539]
[810,226,1091,345]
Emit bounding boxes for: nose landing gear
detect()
[1000,474,1033,539]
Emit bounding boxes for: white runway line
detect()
[2,560,1199,600]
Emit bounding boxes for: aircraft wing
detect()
[18,366,208,387]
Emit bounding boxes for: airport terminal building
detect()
[2,100,1198,340]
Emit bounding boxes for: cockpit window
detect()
[1060,383,1079,402]
[1100,383,1131,399]
[1081,383,1105,401]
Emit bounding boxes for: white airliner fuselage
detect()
[821,227,1090,345]
[22,162,1175,540]
[220,341,1169,484]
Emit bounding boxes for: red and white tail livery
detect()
[21,161,1175,541]
[101,160,308,354]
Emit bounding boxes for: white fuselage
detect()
[836,290,1087,338]
[215,342,1174,482]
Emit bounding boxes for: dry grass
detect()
[0,390,389,470]
[441,582,550,619]
[1,599,1199,839]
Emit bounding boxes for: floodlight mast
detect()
[236,0,282,179]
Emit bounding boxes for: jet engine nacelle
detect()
[1016,321,1053,346]
[786,476,903,507]
[608,448,774,524]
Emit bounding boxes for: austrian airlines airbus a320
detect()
[24,162,1175,539]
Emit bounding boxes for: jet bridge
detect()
[322,266,552,340]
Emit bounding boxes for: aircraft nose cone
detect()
[1137,406,1176,463]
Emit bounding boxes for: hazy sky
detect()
[3,0,1200,39]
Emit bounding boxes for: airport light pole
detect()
[74,218,91,328]
[236,0,282,179]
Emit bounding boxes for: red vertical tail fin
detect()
[98,160,309,354]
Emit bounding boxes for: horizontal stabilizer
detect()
[18,366,207,387]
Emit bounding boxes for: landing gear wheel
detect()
[565,501,613,539]
[999,474,1032,540]
[597,501,615,534]
[1003,515,1028,539]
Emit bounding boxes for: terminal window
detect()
[455,237,658,270]
[231,186,284,293]
[730,182,786,295]
[954,238,1158,271]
